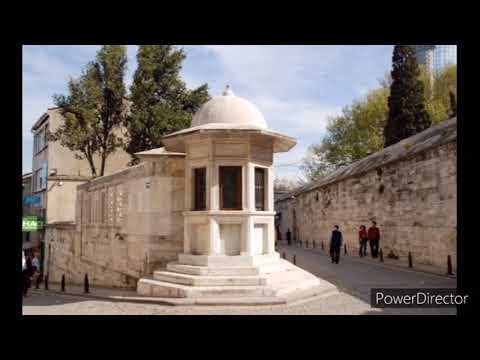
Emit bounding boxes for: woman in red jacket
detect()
[358,225,368,257]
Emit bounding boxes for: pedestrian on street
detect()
[368,221,380,258]
[31,252,41,286]
[359,225,368,257]
[23,253,34,297]
[330,225,343,264]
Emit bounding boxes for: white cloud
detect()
[203,45,343,97]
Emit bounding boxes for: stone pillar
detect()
[247,163,255,211]
[208,217,220,255]
[184,219,191,254]
[210,163,219,211]
[266,220,275,254]
[267,166,274,211]
[242,216,254,255]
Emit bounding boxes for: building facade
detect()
[29,107,131,269]
[412,45,457,74]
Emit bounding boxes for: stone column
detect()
[266,220,275,254]
[183,218,191,254]
[208,217,220,255]
[267,166,274,212]
[241,216,254,255]
[247,162,255,212]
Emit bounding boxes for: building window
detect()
[255,167,266,211]
[34,125,48,154]
[192,168,206,211]
[219,166,242,210]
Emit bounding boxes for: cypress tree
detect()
[125,45,210,164]
[384,45,431,147]
[449,91,457,118]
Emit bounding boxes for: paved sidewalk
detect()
[23,246,457,315]
[277,241,456,278]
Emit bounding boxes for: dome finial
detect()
[223,85,234,96]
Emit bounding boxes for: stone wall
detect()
[45,155,186,288]
[275,119,457,271]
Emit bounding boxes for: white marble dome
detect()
[191,86,268,129]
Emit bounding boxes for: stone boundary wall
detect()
[276,120,457,271]
[45,156,185,288]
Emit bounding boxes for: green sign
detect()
[22,216,44,232]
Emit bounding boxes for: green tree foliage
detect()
[50,45,127,177]
[301,87,389,181]
[384,45,431,147]
[301,62,456,182]
[125,45,210,164]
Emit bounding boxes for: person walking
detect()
[359,225,368,257]
[368,221,380,258]
[31,252,41,287]
[330,225,343,264]
[23,253,34,297]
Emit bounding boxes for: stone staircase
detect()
[137,259,338,305]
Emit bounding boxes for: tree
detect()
[125,45,210,164]
[449,91,457,117]
[300,86,389,181]
[50,45,127,177]
[274,177,302,192]
[420,64,457,124]
[384,45,431,147]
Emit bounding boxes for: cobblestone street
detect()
[22,245,456,315]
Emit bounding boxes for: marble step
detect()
[166,263,260,276]
[153,271,267,286]
[137,277,277,298]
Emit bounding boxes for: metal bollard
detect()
[379,248,384,262]
[282,251,286,259]
[313,240,316,249]
[293,254,296,265]
[447,255,453,275]
[408,252,413,268]
[44,273,49,290]
[321,241,324,251]
[84,274,90,293]
[344,244,347,255]
[61,274,65,292]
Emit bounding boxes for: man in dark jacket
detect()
[330,225,343,264]
[368,221,380,258]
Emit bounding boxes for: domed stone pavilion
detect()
[137,86,337,304]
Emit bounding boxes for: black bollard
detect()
[61,274,65,292]
[379,249,384,262]
[35,275,41,289]
[408,252,413,268]
[447,255,453,275]
[313,240,316,249]
[293,254,297,265]
[84,273,90,293]
[282,251,286,259]
[321,241,324,251]
[344,243,347,255]
[44,273,49,290]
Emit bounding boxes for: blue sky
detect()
[23,45,393,180]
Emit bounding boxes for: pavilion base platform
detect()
[137,254,338,305]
